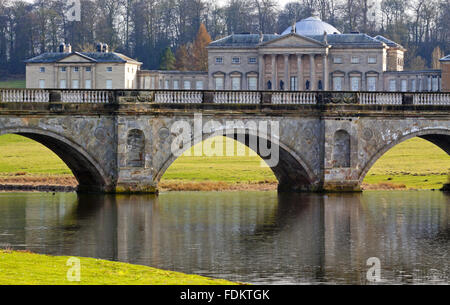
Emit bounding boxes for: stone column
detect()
[271,54,277,90]
[284,54,289,90]
[297,54,303,91]
[310,54,316,90]
[259,54,264,90]
[323,54,329,91]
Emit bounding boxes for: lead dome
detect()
[282,13,341,36]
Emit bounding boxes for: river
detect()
[0,191,448,284]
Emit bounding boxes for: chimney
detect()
[259,32,264,43]
[102,43,109,53]
[96,43,103,53]
[291,22,296,34]
[65,44,72,53]
[59,43,66,53]
[323,31,328,44]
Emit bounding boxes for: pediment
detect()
[58,53,95,63]
[259,33,325,48]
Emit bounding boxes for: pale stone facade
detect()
[26,15,443,92]
[26,47,142,90]
[441,55,450,92]
[207,15,442,92]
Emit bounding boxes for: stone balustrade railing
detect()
[1,89,49,103]
[272,92,317,105]
[0,89,449,106]
[60,91,110,103]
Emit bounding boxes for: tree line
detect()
[0,0,448,76]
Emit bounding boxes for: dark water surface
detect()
[0,191,448,284]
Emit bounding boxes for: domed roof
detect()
[282,14,341,36]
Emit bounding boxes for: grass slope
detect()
[0,250,236,285]
[0,80,26,88]
[0,130,448,191]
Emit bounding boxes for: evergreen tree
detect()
[192,24,212,71]
[159,47,176,71]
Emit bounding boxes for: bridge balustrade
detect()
[359,93,403,105]
[0,89,450,106]
[1,89,49,103]
[60,91,109,103]
[272,92,317,105]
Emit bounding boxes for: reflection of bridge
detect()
[0,89,449,193]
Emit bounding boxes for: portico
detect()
[258,33,330,91]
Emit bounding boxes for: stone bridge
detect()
[0,89,449,193]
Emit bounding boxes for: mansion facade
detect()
[26,14,447,92]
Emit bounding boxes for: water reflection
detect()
[0,191,448,284]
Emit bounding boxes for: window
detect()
[106,79,113,89]
[333,77,343,91]
[215,77,224,90]
[73,67,79,72]
[290,77,298,91]
[351,56,360,64]
[401,79,407,92]
[215,57,223,64]
[39,67,45,73]
[232,57,241,64]
[61,67,66,72]
[72,79,79,89]
[60,79,67,89]
[173,80,179,90]
[86,67,91,72]
[432,77,439,91]
[350,77,360,91]
[411,79,416,92]
[39,80,45,89]
[248,77,258,91]
[248,57,257,64]
[150,77,155,89]
[389,79,396,92]
[183,80,191,90]
[85,79,92,89]
[367,76,377,91]
[368,56,377,64]
[333,57,343,64]
[231,77,241,90]
[196,80,204,90]
[164,80,170,89]
[107,67,113,72]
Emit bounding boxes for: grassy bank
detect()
[0,250,236,285]
[0,79,25,88]
[0,132,448,191]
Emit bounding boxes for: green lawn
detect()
[0,250,236,285]
[0,79,25,88]
[0,133,448,190]
[0,134,72,175]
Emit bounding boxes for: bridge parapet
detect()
[1,89,450,106]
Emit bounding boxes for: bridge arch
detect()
[0,127,110,192]
[359,128,450,184]
[156,128,319,192]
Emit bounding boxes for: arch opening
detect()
[159,134,318,192]
[360,130,450,190]
[0,129,108,193]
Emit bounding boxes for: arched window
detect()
[267,81,272,90]
[305,80,310,90]
[127,129,145,168]
[318,80,323,90]
[280,80,285,91]
[333,130,351,168]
